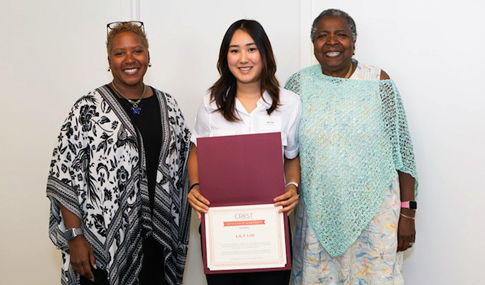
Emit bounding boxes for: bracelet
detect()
[189,183,200,190]
[285,182,299,189]
[400,213,415,220]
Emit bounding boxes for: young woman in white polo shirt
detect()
[187,19,301,285]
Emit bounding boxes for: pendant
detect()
[131,105,141,114]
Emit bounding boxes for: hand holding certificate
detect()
[197,132,291,274]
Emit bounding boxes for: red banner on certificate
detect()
[197,132,291,274]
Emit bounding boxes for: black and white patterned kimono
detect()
[47,85,191,285]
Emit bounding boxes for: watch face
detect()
[65,229,74,240]
[409,201,417,209]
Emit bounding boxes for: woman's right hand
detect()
[69,235,96,282]
[187,186,210,219]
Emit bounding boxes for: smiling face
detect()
[227,29,263,86]
[313,16,355,77]
[108,32,149,88]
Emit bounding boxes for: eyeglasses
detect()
[106,21,144,35]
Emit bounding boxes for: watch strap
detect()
[401,201,417,210]
[65,228,84,240]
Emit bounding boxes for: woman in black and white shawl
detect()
[46,22,191,285]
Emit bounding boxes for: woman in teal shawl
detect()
[285,9,418,285]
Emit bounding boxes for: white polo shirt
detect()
[191,88,301,159]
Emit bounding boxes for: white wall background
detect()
[1,0,484,284]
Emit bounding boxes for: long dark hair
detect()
[209,19,280,122]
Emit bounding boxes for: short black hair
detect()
[311,9,357,42]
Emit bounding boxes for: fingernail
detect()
[94,264,97,269]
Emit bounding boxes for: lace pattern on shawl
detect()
[47,85,191,284]
[285,65,417,257]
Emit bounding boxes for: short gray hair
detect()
[311,9,357,43]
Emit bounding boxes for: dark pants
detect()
[206,269,291,285]
[139,236,168,285]
[200,222,292,285]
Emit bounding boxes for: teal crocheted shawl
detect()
[285,64,418,257]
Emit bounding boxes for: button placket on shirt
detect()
[234,96,271,134]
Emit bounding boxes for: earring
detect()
[107,67,111,72]
[148,63,152,67]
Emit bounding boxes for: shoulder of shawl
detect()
[152,87,176,108]
[71,87,105,110]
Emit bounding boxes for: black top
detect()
[113,87,163,210]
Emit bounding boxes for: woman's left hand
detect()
[397,210,416,251]
[274,185,299,214]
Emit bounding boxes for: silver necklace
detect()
[112,81,146,114]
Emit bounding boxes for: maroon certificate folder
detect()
[197,132,291,274]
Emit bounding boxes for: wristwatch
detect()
[401,201,417,210]
[65,228,84,240]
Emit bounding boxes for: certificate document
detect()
[205,204,286,271]
[197,133,291,273]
